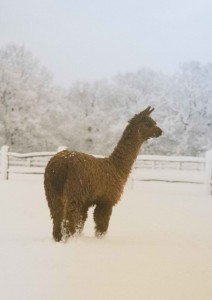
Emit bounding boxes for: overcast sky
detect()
[0,0,212,86]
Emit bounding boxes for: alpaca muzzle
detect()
[154,127,162,137]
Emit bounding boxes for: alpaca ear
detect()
[143,106,155,116]
[147,107,154,115]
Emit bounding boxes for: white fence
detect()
[0,145,212,195]
[0,145,67,180]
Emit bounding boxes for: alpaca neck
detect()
[109,127,145,180]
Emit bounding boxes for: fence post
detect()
[1,145,9,180]
[57,146,67,152]
[205,150,212,195]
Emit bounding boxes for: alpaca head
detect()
[129,106,162,141]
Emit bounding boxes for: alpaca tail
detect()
[44,153,69,196]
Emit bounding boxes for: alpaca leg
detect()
[46,195,63,242]
[62,198,83,239]
[93,202,113,237]
[52,210,63,242]
[77,205,89,235]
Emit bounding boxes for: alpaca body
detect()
[45,150,125,207]
[44,151,125,240]
[44,106,162,241]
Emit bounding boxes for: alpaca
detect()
[44,106,162,241]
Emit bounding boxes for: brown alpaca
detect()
[44,106,162,241]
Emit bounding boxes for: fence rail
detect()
[0,145,212,195]
[0,146,67,179]
[134,155,205,171]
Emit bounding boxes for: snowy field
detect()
[0,176,212,300]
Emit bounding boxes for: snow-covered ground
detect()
[0,176,212,300]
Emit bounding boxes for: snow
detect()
[0,176,212,300]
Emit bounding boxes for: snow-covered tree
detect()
[0,43,211,156]
[169,62,212,155]
[0,44,65,151]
